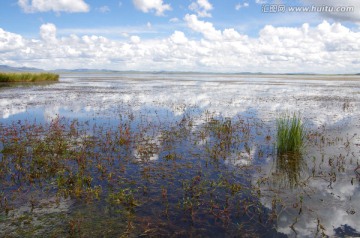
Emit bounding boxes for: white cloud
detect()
[184,14,222,40]
[132,0,171,16]
[40,23,57,42]
[18,0,90,13]
[170,31,188,44]
[235,2,249,10]
[169,18,179,23]
[1,20,360,74]
[99,5,110,13]
[302,0,360,23]
[189,0,213,18]
[198,0,213,10]
[255,0,267,4]
[121,32,129,37]
[58,26,157,37]
[0,29,24,52]
[184,14,249,42]
[130,35,141,44]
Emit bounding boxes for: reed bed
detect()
[0,72,59,82]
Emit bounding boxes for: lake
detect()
[0,73,359,237]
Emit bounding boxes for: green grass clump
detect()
[0,72,59,82]
[276,113,305,156]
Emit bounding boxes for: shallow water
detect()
[0,73,359,237]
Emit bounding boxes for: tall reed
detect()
[0,72,59,82]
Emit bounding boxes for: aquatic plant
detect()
[273,152,305,189]
[276,113,305,156]
[0,111,354,237]
[272,113,306,189]
[0,72,59,82]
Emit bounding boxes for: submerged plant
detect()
[273,152,305,189]
[276,113,305,156]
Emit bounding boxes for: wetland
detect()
[0,73,359,237]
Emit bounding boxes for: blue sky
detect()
[0,0,360,73]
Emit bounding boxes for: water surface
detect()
[0,73,359,237]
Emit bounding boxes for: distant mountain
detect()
[0,65,121,74]
[53,68,121,73]
[0,65,43,72]
[1,65,360,75]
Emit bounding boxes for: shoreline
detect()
[59,73,360,82]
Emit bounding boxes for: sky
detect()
[0,0,360,73]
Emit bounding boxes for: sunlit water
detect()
[0,73,360,237]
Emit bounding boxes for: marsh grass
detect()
[0,72,59,82]
[276,113,305,156]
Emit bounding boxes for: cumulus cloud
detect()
[132,0,171,16]
[0,29,24,52]
[40,23,57,42]
[170,31,188,44]
[130,35,141,44]
[302,0,360,23]
[184,14,249,42]
[184,14,222,41]
[1,20,360,73]
[18,0,90,13]
[189,0,213,18]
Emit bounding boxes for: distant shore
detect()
[58,71,360,82]
[208,74,360,81]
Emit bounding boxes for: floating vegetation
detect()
[0,72,59,83]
